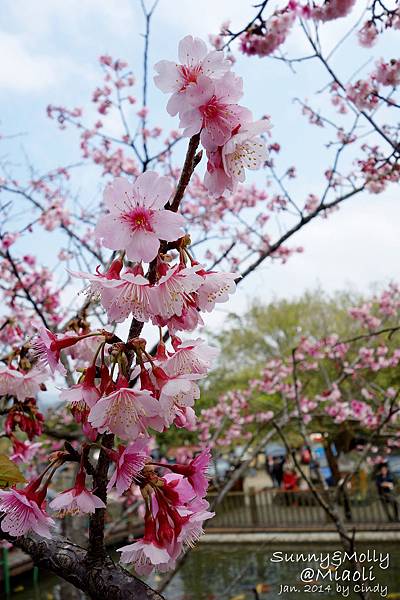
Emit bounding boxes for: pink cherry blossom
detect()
[150,264,203,320]
[153,302,205,334]
[10,438,42,464]
[161,472,197,506]
[239,10,296,57]
[196,270,237,312]
[49,469,105,515]
[163,338,219,377]
[71,266,153,323]
[169,449,211,497]
[0,488,54,538]
[15,369,47,402]
[0,367,23,397]
[180,72,252,151]
[221,120,269,182]
[59,365,100,409]
[88,384,162,440]
[159,377,200,427]
[204,150,232,196]
[107,440,148,495]
[95,173,185,263]
[174,406,197,429]
[205,120,269,195]
[154,35,231,117]
[32,327,67,375]
[310,0,357,22]
[177,506,214,548]
[358,22,378,47]
[118,537,172,575]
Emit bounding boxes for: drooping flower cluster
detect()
[154,35,269,196]
[118,451,213,573]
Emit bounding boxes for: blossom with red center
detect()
[0,478,54,539]
[49,468,105,515]
[154,35,230,117]
[180,72,252,151]
[95,173,185,263]
[107,439,149,495]
[117,473,210,574]
[88,379,162,440]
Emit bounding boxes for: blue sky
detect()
[1,0,399,332]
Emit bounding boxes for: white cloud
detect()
[0,32,93,94]
[4,0,137,38]
[0,32,61,92]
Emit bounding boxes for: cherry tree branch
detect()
[169,134,202,212]
[238,184,366,281]
[3,532,165,600]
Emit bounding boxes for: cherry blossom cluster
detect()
[0,157,103,352]
[42,28,399,283]
[0,177,226,570]
[199,388,273,450]
[211,0,398,60]
[0,254,63,350]
[358,1,400,48]
[0,34,275,575]
[154,35,270,196]
[211,1,361,61]
[342,59,400,112]
[117,450,213,574]
[71,172,236,331]
[202,285,400,456]
[238,8,296,58]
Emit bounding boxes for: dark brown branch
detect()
[1,246,50,328]
[239,185,365,281]
[169,134,201,212]
[87,434,114,561]
[334,325,400,346]
[221,0,271,50]
[8,533,165,600]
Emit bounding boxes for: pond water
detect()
[6,542,400,600]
